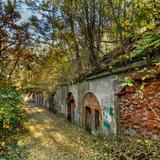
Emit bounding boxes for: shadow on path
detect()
[17,103,102,160]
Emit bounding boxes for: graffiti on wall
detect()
[101,98,114,129]
[103,107,114,129]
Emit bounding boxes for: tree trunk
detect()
[69,16,82,73]
[8,56,19,80]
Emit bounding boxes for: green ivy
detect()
[131,27,160,59]
[121,77,135,87]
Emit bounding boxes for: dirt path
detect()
[3,103,159,160]
[20,103,103,160]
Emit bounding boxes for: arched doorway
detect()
[83,92,102,133]
[66,92,76,122]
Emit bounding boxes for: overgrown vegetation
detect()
[0,77,27,160]
[0,77,26,137]
[21,0,160,91]
[0,0,32,139]
[0,0,160,91]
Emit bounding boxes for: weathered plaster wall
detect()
[53,85,68,114]
[69,82,88,125]
[65,76,118,137]
[88,75,117,137]
[69,85,78,107]
[50,76,118,138]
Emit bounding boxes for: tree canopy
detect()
[0,0,159,92]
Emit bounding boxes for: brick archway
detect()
[83,92,102,132]
[66,92,76,121]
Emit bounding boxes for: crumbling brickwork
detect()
[119,79,160,140]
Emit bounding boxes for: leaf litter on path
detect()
[1,103,160,160]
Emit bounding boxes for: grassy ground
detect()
[0,103,160,160]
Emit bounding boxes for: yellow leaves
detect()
[123,20,130,27]
[142,75,151,81]
[3,123,10,129]
[122,20,134,30]
[155,62,160,67]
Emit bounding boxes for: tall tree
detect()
[0,0,31,79]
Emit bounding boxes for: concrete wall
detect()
[50,85,68,115]
[69,82,88,125]
[87,75,117,137]
[52,76,118,138]
[69,84,80,124]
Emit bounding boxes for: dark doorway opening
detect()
[67,104,71,121]
[85,107,92,132]
[67,92,75,122]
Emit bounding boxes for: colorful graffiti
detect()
[103,107,114,129]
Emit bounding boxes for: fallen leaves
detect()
[0,104,160,160]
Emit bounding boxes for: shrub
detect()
[0,77,25,136]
